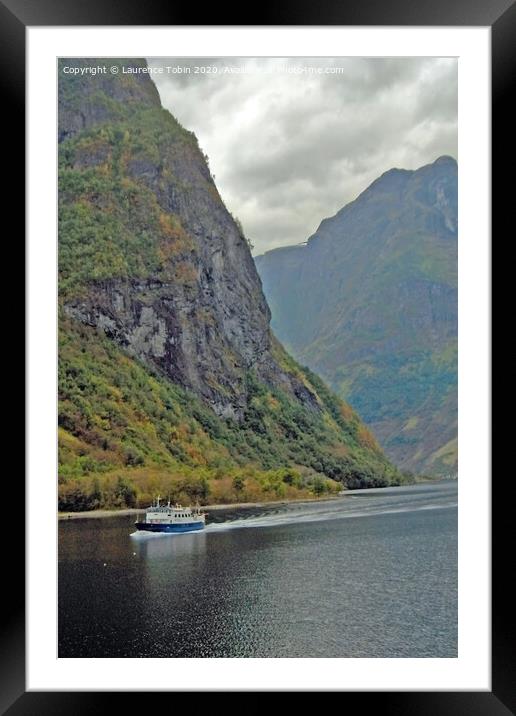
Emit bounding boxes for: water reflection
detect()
[131,530,207,559]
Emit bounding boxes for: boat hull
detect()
[134,521,204,533]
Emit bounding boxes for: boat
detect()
[134,495,206,533]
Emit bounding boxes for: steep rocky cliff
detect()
[256,157,458,476]
[58,59,403,509]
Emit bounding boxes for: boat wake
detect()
[203,499,457,533]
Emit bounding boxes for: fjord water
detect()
[58,481,457,658]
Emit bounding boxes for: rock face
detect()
[60,59,287,421]
[58,59,162,143]
[255,158,458,476]
[58,58,402,492]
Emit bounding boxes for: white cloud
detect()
[148,57,457,255]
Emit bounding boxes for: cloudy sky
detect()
[148,57,457,256]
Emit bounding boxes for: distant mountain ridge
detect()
[57,58,404,510]
[255,156,458,476]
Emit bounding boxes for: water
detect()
[58,481,457,657]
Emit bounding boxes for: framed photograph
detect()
[7,0,507,710]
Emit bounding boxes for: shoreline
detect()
[57,479,446,521]
[57,493,345,521]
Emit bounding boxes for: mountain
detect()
[255,157,457,476]
[58,58,405,511]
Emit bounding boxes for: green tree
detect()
[232,474,245,492]
[312,476,326,496]
[115,476,137,507]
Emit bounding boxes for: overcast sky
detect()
[148,57,457,256]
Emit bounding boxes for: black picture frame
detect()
[6,0,506,711]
